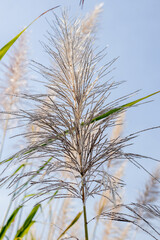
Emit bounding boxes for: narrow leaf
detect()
[90,90,160,123]
[57,211,82,240]
[14,204,40,239]
[0,6,59,60]
[15,221,35,240]
[23,189,58,200]
[47,190,59,204]
[23,194,37,200]
[0,206,22,239]
[11,164,25,176]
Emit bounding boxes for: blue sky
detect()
[0,1,160,239]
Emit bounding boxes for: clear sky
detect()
[0,1,160,239]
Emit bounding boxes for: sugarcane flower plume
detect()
[1,5,158,208]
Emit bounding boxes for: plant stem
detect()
[81,176,89,240]
[76,99,89,239]
[83,202,89,240]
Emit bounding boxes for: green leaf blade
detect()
[0,30,25,60]
[14,221,35,240]
[14,204,40,239]
[0,6,59,61]
[57,211,82,240]
[0,206,22,239]
[91,90,160,123]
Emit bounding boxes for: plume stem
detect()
[82,185,89,240]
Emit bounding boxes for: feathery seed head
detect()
[2,7,146,206]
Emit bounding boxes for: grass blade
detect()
[11,164,26,176]
[14,204,40,239]
[23,189,58,201]
[15,221,35,239]
[90,90,160,123]
[57,211,82,240]
[0,206,22,239]
[47,190,59,204]
[0,6,59,60]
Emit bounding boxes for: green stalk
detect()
[83,203,89,240]
[81,175,89,240]
[79,147,89,239]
